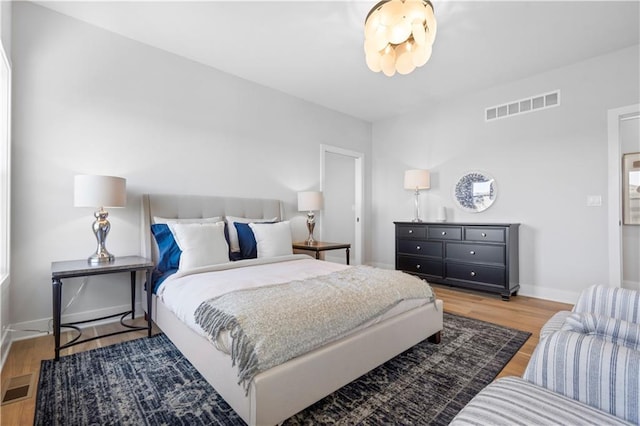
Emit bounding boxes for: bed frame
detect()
[142,193,444,426]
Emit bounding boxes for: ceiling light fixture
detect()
[364,0,437,77]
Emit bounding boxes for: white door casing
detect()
[320,144,364,265]
[607,103,640,288]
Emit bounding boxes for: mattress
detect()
[157,254,432,354]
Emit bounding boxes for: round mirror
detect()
[453,171,497,213]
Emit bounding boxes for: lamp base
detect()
[88,251,115,265]
[88,208,116,264]
[306,211,316,245]
[411,189,423,222]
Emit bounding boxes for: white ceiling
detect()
[36,1,640,122]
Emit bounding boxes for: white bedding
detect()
[157,254,431,354]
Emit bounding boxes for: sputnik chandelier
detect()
[364,0,437,76]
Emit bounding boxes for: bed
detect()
[141,193,444,426]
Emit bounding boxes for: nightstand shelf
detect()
[51,255,154,360]
[292,241,351,265]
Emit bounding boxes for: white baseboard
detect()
[517,284,579,305]
[369,262,394,270]
[7,302,144,342]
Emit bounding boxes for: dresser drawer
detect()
[397,240,442,257]
[446,263,506,286]
[428,226,462,240]
[446,243,505,265]
[397,256,443,277]
[465,227,505,243]
[396,225,426,239]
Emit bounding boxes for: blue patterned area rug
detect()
[35,313,530,425]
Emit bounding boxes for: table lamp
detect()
[404,169,430,222]
[74,175,126,264]
[297,191,323,245]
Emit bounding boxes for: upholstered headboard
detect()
[141,193,284,264]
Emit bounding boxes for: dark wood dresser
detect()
[394,222,520,300]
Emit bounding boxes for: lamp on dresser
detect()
[404,169,430,222]
[74,174,126,264]
[297,191,323,245]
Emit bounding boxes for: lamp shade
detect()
[297,191,323,212]
[74,175,126,208]
[404,169,430,190]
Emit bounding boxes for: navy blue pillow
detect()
[224,222,243,261]
[149,268,178,294]
[234,222,258,259]
[151,223,182,272]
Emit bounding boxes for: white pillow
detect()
[153,216,222,224]
[225,216,278,252]
[249,221,293,258]
[168,222,229,270]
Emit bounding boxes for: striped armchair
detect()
[451,331,639,425]
[451,286,640,425]
[524,331,640,424]
[540,285,640,340]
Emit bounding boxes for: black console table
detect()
[51,256,154,360]
[394,222,520,300]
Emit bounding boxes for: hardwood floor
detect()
[0,287,572,425]
[433,285,572,378]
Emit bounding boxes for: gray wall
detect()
[370,45,640,303]
[1,0,10,59]
[9,2,371,335]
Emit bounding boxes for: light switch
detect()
[587,195,602,207]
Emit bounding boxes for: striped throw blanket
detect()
[194,265,435,392]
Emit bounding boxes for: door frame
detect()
[607,103,640,287]
[320,144,364,265]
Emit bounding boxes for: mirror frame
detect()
[453,171,497,213]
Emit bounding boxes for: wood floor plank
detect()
[0,289,572,425]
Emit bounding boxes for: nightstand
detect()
[51,255,154,360]
[292,241,351,265]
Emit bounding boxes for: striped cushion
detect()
[523,331,640,424]
[574,285,640,323]
[540,310,571,340]
[450,376,631,425]
[562,312,640,351]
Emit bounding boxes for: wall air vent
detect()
[485,90,560,121]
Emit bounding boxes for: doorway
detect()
[607,104,640,289]
[320,145,364,265]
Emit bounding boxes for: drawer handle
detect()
[441,231,447,236]
[408,229,413,234]
[470,250,475,255]
[416,245,421,250]
[470,271,476,277]
[416,264,421,269]
[481,232,487,237]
